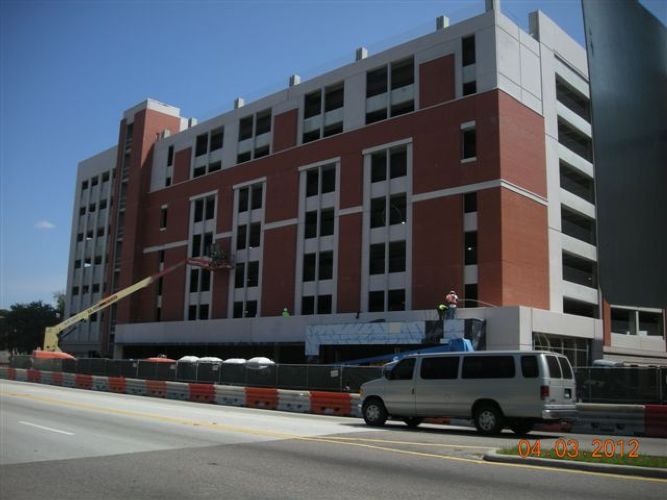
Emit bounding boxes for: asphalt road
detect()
[1,379,665,499]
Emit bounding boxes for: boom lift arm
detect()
[43,256,228,352]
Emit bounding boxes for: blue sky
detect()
[0,0,665,309]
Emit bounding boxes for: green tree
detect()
[0,301,59,353]
[53,290,65,319]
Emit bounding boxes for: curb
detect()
[484,450,667,479]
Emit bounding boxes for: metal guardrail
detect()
[10,355,667,402]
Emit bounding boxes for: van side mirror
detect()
[383,365,393,380]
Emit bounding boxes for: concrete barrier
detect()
[62,372,76,388]
[571,404,646,436]
[91,375,109,392]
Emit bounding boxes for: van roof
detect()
[402,350,563,358]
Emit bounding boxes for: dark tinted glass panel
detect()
[306,169,319,197]
[371,151,387,182]
[388,241,405,273]
[247,261,259,287]
[421,357,459,379]
[389,147,407,178]
[464,192,477,213]
[368,291,384,312]
[236,225,247,250]
[205,197,215,220]
[462,356,515,379]
[320,209,334,236]
[239,116,253,140]
[194,199,204,222]
[324,83,344,111]
[369,244,385,275]
[302,296,315,315]
[388,289,405,311]
[318,251,333,280]
[317,294,332,314]
[370,197,385,228]
[521,356,539,378]
[546,356,562,378]
[558,357,573,379]
[462,128,476,159]
[391,57,414,89]
[245,301,257,318]
[198,304,209,320]
[321,166,335,193]
[366,66,388,97]
[189,269,199,293]
[465,232,477,265]
[188,305,197,320]
[235,263,245,288]
[305,211,318,239]
[249,223,261,247]
[251,184,263,209]
[304,90,322,118]
[238,188,249,212]
[463,81,477,96]
[303,253,316,282]
[195,134,208,156]
[389,194,406,225]
[210,127,224,151]
[233,302,243,318]
[462,35,475,66]
[391,358,415,380]
[255,110,272,135]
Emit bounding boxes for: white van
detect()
[359,350,577,435]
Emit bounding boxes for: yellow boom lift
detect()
[43,252,229,353]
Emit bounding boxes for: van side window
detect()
[521,355,539,378]
[558,356,574,379]
[462,356,515,379]
[390,358,416,380]
[546,356,562,378]
[421,357,459,379]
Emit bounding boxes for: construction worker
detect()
[445,290,459,319]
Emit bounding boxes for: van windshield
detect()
[546,355,562,378]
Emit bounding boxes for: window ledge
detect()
[460,157,477,164]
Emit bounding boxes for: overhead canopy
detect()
[144,357,176,363]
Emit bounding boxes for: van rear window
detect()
[421,357,459,379]
[558,356,574,379]
[462,356,515,379]
[521,356,539,378]
[546,356,562,378]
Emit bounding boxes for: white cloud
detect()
[34,220,56,230]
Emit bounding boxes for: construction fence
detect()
[9,356,667,403]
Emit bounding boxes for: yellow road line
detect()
[3,390,666,485]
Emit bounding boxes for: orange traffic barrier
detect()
[245,387,278,410]
[310,391,351,416]
[146,380,167,398]
[52,371,64,386]
[108,376,126,393]
[75,374,93,390]
[27,369,41,383]
[189,383,215,403]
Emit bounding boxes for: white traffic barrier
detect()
[125,378,147,396]
[277,389,311,413]
[349,394,363,418]
[62,372,76,388]
[13,368,27,382]
[571,403,646,436]
[166,381,189,400]
[0,367,9,379]
[91,375,109,392]
[40,371,54,385]
[214,384,245,407]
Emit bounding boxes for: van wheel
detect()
[509,419,534,436]
[362,399,388,426]
[403,417,423,428]
[474,404,504,435]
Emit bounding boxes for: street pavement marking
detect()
[3,389,666,485]
[322,436,491,449]
[18,421,75,436]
